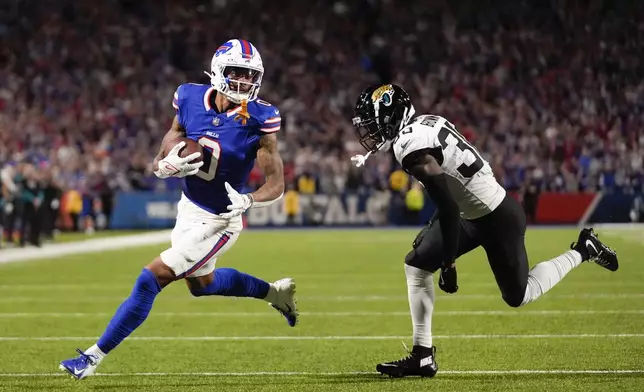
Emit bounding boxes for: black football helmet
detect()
[352,84,415,152]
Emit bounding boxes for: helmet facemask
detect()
[352,84,415,153]
[352,116,392,152]
[206,64,263,104]
[352,103,409,153]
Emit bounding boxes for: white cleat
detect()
[270,278,298,327]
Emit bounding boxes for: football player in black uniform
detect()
[351,84,619,378]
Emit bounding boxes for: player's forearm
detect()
[154,115,186,171]
[437,203,461,266]
[423,173,461,266]
[250,176,284,205]
[252,133,284,206]
[152,155,162,172]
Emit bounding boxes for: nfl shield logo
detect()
[212,117,221,126]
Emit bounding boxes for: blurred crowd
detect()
[1,0,643,241]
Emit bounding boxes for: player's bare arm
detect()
[59,38,298,381]
[153,115,185,171]
[250,133,285,203]
[402,151,460,270]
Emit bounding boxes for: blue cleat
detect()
[59,349,99,380]
[269,278,298,327]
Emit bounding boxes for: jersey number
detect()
[436,121,484,178]
[195,137,221,181]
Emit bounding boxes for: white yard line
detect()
[1,369,643,377]
[300,293,644,301]
[0,293,642,303]
[1,224,641,264]
[0,310,642,318]
[2,281,642,290]
[0,282,641,293]
[1,334,643,342]
[592,223,644,231]
[0,231,171,264]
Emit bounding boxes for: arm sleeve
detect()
[259,106,281,134]
[402,150,461,267]
[423,173,461,267]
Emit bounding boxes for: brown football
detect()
[165,137,203,163]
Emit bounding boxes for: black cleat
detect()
[571,228,618,271]
[376,345,438,378]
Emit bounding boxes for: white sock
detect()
[263,283,278,303]
[405,264,435,348]
[521,250,583,306]
[84,344,106,363]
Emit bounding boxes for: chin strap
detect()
[234,99,250,125]
[204,69,250,125]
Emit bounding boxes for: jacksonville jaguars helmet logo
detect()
[370,84,394,121]
[371,84,394,107]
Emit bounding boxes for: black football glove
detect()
[439,264,458,294]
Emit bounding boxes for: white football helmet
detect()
[205,39,264,104]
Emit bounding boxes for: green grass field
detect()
[0,228,643,391]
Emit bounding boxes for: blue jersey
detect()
[172,83,281,214]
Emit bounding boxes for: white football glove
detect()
[221,181,254,219]
[350,151,372,167]
[154,141,204,179]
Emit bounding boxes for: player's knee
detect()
[187,281,210,297]
[134,268,162,295]
[404,250,440,273]
[404,250,422,269]
[186,273,215,297]
[145,257,176,288]
[502,291,525,308]
[189,287,208,297]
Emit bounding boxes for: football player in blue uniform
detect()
[59,39,297,379]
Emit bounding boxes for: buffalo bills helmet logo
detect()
[215,42,234,57]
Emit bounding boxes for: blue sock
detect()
[97,269,161,353]
[191,268,269,298]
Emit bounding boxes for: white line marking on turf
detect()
[0,284,133,290]
[2,282,642,290]
[1,293,643,302]
[0,310,643,318]
[0,224,639,264]
[1,370,643,377]
[0,231,171,264]
[304,294,644,301]
[592,223,644,230]
[1,334,643,342]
